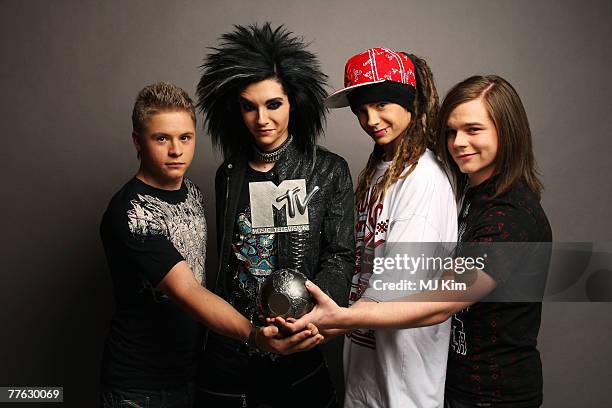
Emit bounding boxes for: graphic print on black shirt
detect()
[127,179,207,295]
[446,176,552,407]
[229,167,278,323]
[100,177,207,389]
[230,206,278,321]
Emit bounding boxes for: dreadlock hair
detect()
[354,53,440,204]
[197,22,328,159]
[436,75,544,199]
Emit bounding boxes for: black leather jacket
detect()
[214,143,355,309]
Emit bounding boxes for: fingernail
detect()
[305,281,311,287]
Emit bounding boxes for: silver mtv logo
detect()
[249,179,320,234]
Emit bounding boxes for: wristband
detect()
[246,326,258,351]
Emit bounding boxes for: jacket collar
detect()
[220,138,315,180]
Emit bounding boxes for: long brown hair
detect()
[354,54,439,204]
[436,75,543,199]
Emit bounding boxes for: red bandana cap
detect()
[326,47,417,109]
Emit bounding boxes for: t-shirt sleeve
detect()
[114,199,185,288]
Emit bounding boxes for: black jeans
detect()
[100,382,194,408]
[196,334,337,408]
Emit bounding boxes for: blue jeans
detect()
[100,382,194,408]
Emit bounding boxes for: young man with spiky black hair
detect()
[195,23,355,408]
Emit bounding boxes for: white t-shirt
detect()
[344,149,458,408]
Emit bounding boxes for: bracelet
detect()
[246,326,258,351]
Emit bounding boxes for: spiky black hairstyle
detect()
[197,22,328,159]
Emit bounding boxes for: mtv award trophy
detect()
[249,179,319,318]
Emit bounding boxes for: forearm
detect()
[289,270,492,333]
[175,285,252,342]
[321,328,350,341]
[335,270,495,330]
[159,261,252,342]
[334,255,499,330]
[340,298,461,330]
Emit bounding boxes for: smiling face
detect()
[446,98,499,186]
[133,110,195,190]
[355,102,412,159]
[239,79,291,152]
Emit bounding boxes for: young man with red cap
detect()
[276,48,457,407]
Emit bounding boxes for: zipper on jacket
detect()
[215,165,232,291]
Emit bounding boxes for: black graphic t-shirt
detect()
[100,177,207,389]
[446,176,552,407]
[227,166,278,323]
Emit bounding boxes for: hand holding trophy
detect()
[258,269,314,319]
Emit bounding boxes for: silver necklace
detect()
[252,135,293,163]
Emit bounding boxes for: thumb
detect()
[305,280,325,301]
[261,325,279,338]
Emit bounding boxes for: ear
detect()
[132,131,142,159]
[402,109,412,127]
[132,131,141,152]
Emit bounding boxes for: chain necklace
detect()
[252,135,293,163]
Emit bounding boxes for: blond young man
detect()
[99,82,320,408]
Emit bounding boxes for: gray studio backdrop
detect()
[2,0,611,406]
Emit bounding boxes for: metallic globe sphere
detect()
[258,269,314,318]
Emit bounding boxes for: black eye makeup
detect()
[239,97,285,112]
[239,99,255,112]
[267,99,283,110]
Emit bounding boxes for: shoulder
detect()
[393,150,454,197]
[215,160,233,187]
[313,145,350,172]
[216,152,248,178]
[409,150,450,182]
[104,178,141,214]
[183,177,198,189]
[383,152,456,229]
[475,183,551,242]
[100,178,140,236]
[483,183,543,220]
[315,145,346,161]
[215,160,230,178]
[183,177,204,201]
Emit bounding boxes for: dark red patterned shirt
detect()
[446,176,552,407]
